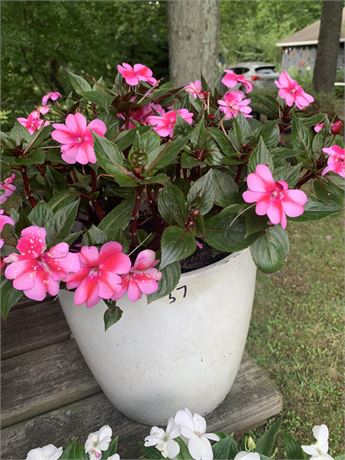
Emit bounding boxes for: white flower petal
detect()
[302,445,319,456]
[175,409,195,432]
[204,433,219,442]
[166,418,181,439]
[193,414,207,435]
[166,439,181,459]
[313,425,329,454]
[188,437,213,460]
[234,453,260,460]
[108,455,120,460]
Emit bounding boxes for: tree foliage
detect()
[220,0,321,65]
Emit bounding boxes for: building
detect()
[276,8,345,72]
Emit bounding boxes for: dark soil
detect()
[180,244,229,273]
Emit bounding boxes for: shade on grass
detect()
[248,213,344,454]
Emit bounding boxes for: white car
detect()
[226,62,279,87]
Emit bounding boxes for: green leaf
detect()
[250,226,289,273]
[291,115,312,155]
[158,183,187,227]
[98,197,134,239]
[212,168,239,207]
[104,304,123,331]
[208,127,237,156]
[146,135,190,171]
[147,261,181,304]
[102,437,119,459]
[1,278,23,319]
[190,117,208,148]
[175,438,193,460]
[82,225,107,245]
[68,71,92,95]
[60,440,88,460]
[274,163,302,187]
[160,226,196,269]
[12,150,46,165]
[115,126,151,152]
[293,199,343,221]
[173,114,193,137]
[82,90,112,110]
[233,113,252,145]
[187,169,215,215]
[204,205,255,252]
[93,133,137,186]
[212,435,238,460]
[248,137,273,172]
[10,121,31,145]
[49,199,80,244]
[313,179,344,207]
[28,202,54,227]
[256,418,282,456]
[283,434,306,460]
[244,207,269,238]
[252,121,280,149]
[23,124,51,154]
[48,190,78,212]
[143,446,164,459]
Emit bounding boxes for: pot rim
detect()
[179,248,246,280]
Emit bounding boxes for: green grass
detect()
[246,213,344,455]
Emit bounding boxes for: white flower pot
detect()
[59,248,257,426]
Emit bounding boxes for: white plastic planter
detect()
[59,248,257,425]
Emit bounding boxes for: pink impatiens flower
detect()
[184,80,206,100]
[275,71,314,110]
[112,249,162,302]
[222,70,253,93]
[0,173,16,205]
[51,113,107,164]
[17,110,49,135]
[243,164,308,229]
[118,102,165,129]
[42,91,62,106]
[321,145,345,178]
[218,91,252,119]
[314,122,325,133]
[4,226,80,301]
[117,63,157,86]
[65,242,131,308]
[0,210,14,249]
[147,109,193,138]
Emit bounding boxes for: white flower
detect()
[26,445,63,460]
[174,408,219,460]
[234,453,260,460]
[144,417,181,459]
[108,455,120,460]
[85,425,113,460]
[302,424,334,460]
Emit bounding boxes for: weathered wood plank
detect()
[1,355,282,460]
[1,299,70,359]
[1,340,100,428]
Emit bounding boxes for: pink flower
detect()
[275,71,314,110]
[65,242,131,308]
[117,63,157,86]
[242,164,308,229]
[51,113,107,164]
[218,91,252,119]
[38,105,51,115]
[4,226,80,301]
[118,102,165,129]
[331,120,343,135]
[42,91,62,106]
[17,110,49,135]
[147,109,193,137]
[112,250,162,302]
[222,70,253,93]
[0,174,16,205]
[314,122,325,133]
[184,80,206,100]
[321,145,345,178]
[0,210,14,249]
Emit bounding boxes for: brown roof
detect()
[277,7,345,47]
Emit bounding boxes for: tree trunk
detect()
[312,0,343,93]
[167,0,219,87]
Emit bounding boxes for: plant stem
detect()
[21,167,37,208]
[130,186,143,248]
[89,167,104,221]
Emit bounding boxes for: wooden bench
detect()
[1,299,283,459]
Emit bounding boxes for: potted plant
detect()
[1,64,343,425]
